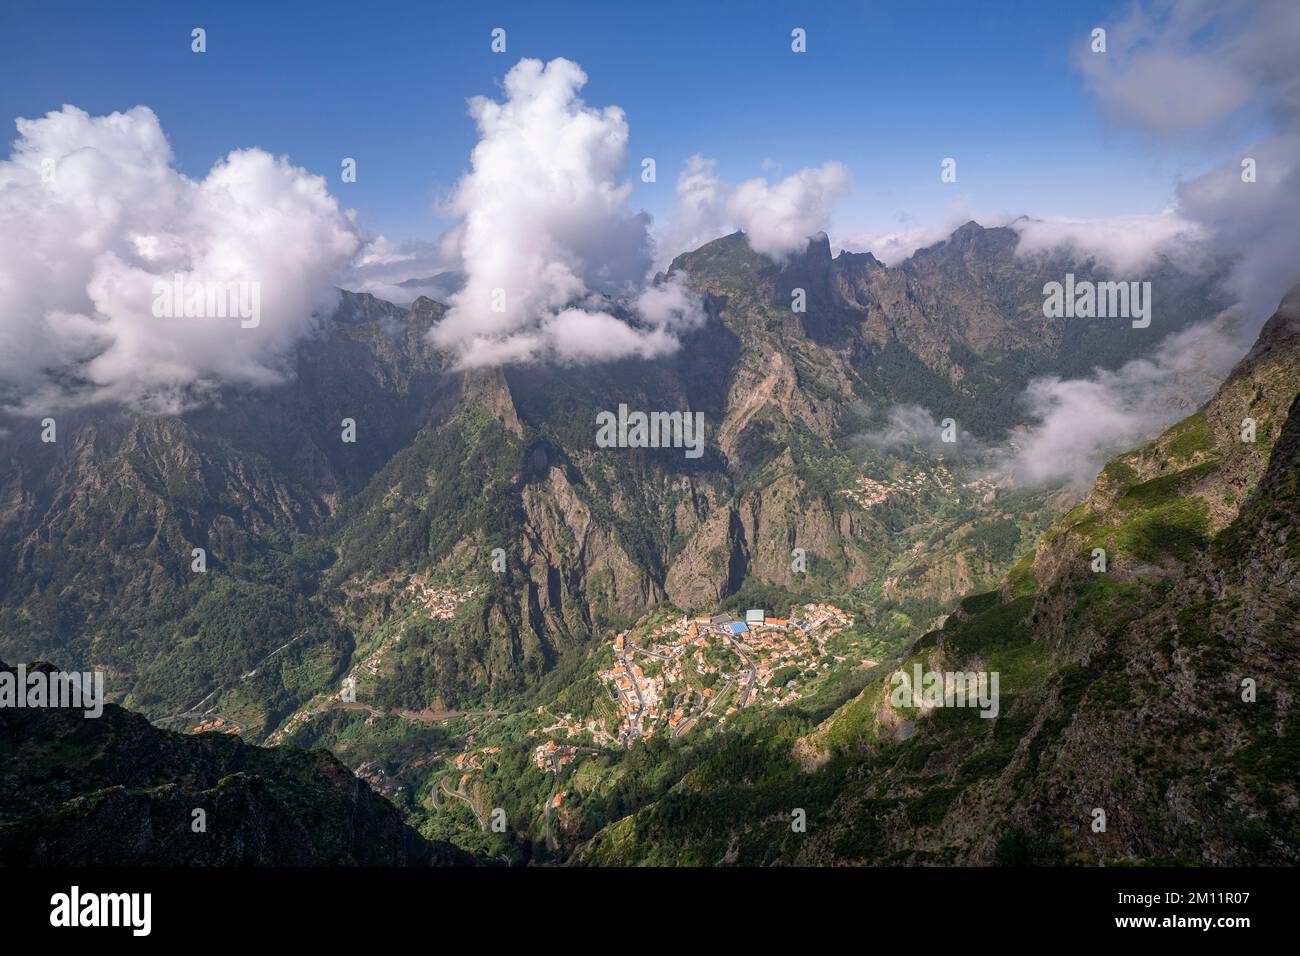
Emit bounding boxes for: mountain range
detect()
[4,221,1292,866]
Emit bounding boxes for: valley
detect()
[1,220,1291,867]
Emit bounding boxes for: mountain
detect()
[0,224,1253,865]
[0,661,472,865]
[0,292,444,730]
[396,271,466,302]
[572,282,1300,865]
[669,225,1226,435]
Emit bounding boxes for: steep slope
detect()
[670,225,1227,438]
[0,661,473,865]
[0,292,443,725]
[573,283,1299,865]
[0,224,1233,733]
[345,224,1228,713]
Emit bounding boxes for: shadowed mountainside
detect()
[0,660,473,865]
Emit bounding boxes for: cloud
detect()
[655,154,852,267]
[1008,377,1168,487]
[1004,312,1247,487]
[632,277,708,330]
[996,206,1258,488]
[533,308,678,363]
[726,163,851,260]
[851,307,1251,490]
[992,0,1300,488]
[0,105,361,414]
[839,212,974,266]
[342,236,459,304]
[1175,131,1300,321]
[654,155,730,267]
[1079,44,1255,136]
[727,4,1294,497]
[851,404,985,462]
[1073,0,1300,315]
[1009,211,1207,274]
[848,206,1204,279]
[428,58,704,368]
[1075,0,1299,137]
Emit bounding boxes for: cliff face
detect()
[0,294,443,723]
[572,282,1299,867]
[785,284,1300,865]
[0,662,472,865]
[0,224,1232,722]
[1032,284,1300,591]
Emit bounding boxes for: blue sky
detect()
[0,0,1230,250]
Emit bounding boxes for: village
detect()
[838,462,1000,511]
[298,591,887,855]
[839,463,958,510]
[453,743,501,773]
[354,760,402,799]
[422,599,868,820]
[258,579,872,839]
[595,602,861,748]
[405,575,481,621]
[532,739,581,770]
[349,575,480,687]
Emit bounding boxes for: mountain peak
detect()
[905,219,1019,264]
[834,248,885,270]
[666,230,774,285]
[946,220,996,249]
[800,231,833,265]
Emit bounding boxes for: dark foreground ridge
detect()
[0,661,472,866]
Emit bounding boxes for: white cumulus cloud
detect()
[428,58,704,368]
[656,154,851,266]
[726,162,851,260]
[0,105,361,414]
